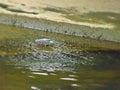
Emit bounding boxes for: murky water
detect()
[0,24,120,90]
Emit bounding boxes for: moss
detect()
[43,7,77,14]
[0,3,9,8]
[64,12,120,29]
[0,3,38,14]
[6,7,38,14]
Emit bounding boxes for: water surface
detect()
[0,24,120,90]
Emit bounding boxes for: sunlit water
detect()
[0,24,120,90]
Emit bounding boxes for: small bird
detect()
[35,38,54,46]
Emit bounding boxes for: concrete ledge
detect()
[0,13,120,43]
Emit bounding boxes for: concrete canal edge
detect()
[0,13,120,43]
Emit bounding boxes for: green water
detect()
[0,24,120,90]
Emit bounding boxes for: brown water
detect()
[0,24,120,90]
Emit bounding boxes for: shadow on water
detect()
[0,24,120,90]
[89,50,120,69]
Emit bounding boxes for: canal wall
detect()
[0,13,120,43]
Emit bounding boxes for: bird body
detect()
[35,38,54,46]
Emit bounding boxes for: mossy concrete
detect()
[0,13,120,43]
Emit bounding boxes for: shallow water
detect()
[0,24,120,90]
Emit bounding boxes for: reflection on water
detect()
[31,86,40,90]
[32,72,48,76]
[60,78,78,81]
[0,24,120,90]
